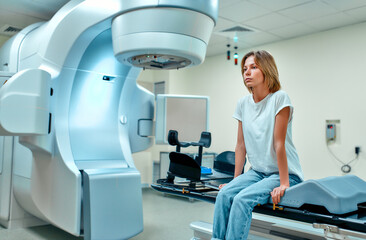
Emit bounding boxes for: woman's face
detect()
[243,55,265,89]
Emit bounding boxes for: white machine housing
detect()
[0,0,218,239]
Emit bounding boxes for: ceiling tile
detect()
[219,0,271,22]
[0,9,44,29]
[278,1,338,21]
[208,34,229,45]
[0,0,68,19]
[305,12,359,31]
[244,12,296,31]
[269,22,316,39]
[214,17,238,31]
[344,5,366,21]
[322,0,366,11]
[213,32,243,47]
[236,31,282,46]
[247,0,312,12]
[219,0,242,9]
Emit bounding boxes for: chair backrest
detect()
[214,151,238,175]
[168,152,201,181]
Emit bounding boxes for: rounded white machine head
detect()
[112,5,217,70]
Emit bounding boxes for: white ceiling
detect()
[210,0,366,56]
[1,0,366,57]
[0,0,67,30]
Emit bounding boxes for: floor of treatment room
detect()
[0,187,291,240]
[0,163,291,240]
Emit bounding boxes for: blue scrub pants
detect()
[212,169,302,240]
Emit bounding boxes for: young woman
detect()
[212,50,304,240]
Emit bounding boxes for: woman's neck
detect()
[252,86,270,103]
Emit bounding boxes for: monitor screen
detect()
[155,94,209,144]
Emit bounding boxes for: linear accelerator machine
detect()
[0,0,218,239]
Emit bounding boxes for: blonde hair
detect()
[240,50,281,93]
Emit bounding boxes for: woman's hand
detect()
[219,184,227,190]
[271,184,289,204]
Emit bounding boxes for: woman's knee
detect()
[216,188,232,204]
[232,192,264,208]
[232,194,249,207]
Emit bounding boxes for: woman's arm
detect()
[271,106,290,204]
[234,120,246,178]
[219,120,246,189]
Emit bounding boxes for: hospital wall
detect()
[140,21,366,181]
[0,36,10,49]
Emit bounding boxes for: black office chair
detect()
[167,130,211,182]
